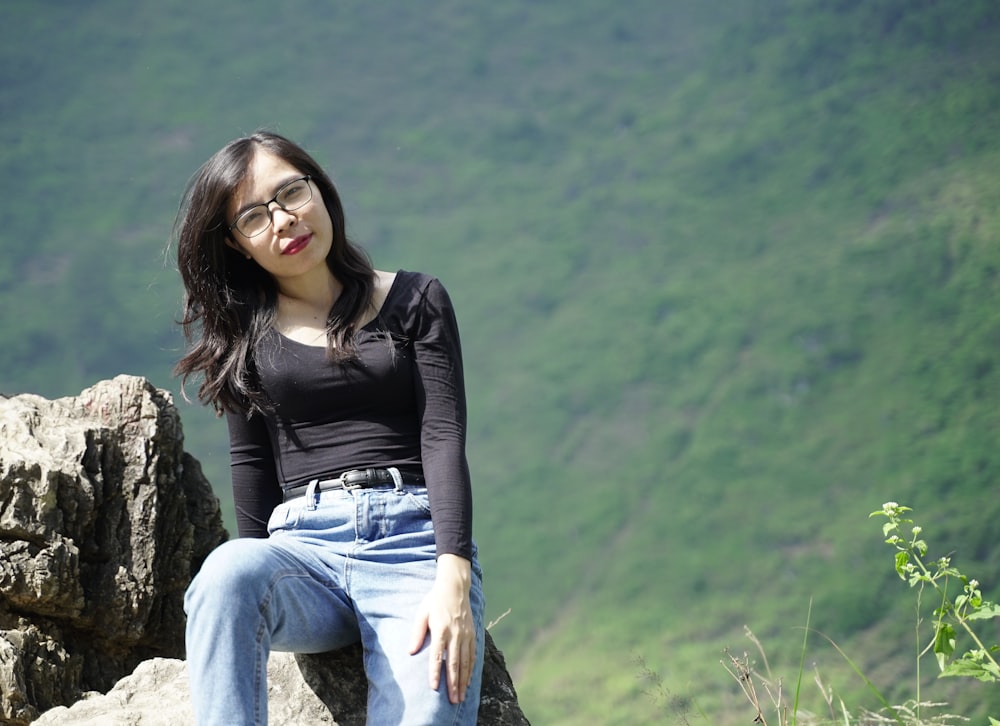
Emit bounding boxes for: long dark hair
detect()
[173,130,375,414]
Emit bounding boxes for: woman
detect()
[173,130,484,725]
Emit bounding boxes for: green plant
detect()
[719,625,972,726]
[721,624,972,726]
[718,491,1000,726]
[871,502,1000,724]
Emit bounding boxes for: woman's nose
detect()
[270,204,297,233]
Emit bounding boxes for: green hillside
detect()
[2,1,999,722]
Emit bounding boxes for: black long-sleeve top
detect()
[225,271,473,560]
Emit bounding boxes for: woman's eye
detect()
[280,183,306,201]
[241,208,266,225]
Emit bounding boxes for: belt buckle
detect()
[340,470,364,490]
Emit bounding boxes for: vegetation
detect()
[631,502,999,725]
[875,504,1000,693]
[702,503,999,725]
[2,1,999,722]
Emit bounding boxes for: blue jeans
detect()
[184,475,485,726]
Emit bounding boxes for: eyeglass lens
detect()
[236,177,312,237]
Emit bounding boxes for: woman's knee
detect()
[185,538,276,612]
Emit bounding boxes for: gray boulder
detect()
[1,375,226,725]
[34,631,526,725]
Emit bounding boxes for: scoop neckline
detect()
[273,271,402,348]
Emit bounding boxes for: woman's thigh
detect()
[188,534,361,654]
[346,488,487,725]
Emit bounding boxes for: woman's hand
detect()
[408,554,476,704]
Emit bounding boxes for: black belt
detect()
[282,468,425,503]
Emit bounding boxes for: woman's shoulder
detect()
[370,269,398,313]
[382,269,450,303]
[375,270,454,325]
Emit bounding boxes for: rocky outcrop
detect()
[34,631,526,725]
[1,376,529,725]
[0,376,227,724]
[292,633,528,725]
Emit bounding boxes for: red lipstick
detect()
[282,233,312,255]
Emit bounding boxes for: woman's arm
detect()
[226,409,282,538]
[408,276,478,702]
[409,276,474,560]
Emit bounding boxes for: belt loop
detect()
[305,479,319,510]
[387,466,404,493]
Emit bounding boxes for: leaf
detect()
[939,659,998,682]
[933,623,956,672]
[967,603,1000,620]
[894,551,909,578]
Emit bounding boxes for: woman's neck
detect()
[274,271,343,345]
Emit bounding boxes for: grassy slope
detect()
[1,1,999,722]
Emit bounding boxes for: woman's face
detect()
[225,148,334,290]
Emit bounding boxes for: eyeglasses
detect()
[229,175,313,238]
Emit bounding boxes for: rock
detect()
[33,655,318,726]
[293,630,529,725]
[2,377,529,725]
[0,376,228,725]
[32,658,196,726]
[34,630,530,725]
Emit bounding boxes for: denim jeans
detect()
[184,474,485,726]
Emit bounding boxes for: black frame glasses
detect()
[228,175,313,238]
